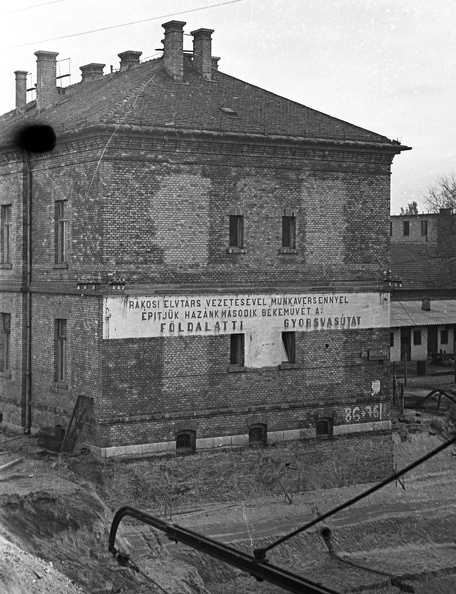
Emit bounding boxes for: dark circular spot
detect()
[16,124,56,153]
[321,527,332,539]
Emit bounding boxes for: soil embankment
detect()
[1,404,456,593]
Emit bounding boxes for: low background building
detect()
[390,299,456,363]
[390,210,456,368]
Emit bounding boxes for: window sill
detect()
[228,365,246,373]
[226,247,246,254]
[279,362,300,370]
[53,263,68,269]
[51,382,68,391]
[0,263,12,269]
[0,371,12,379]
[279,248,297,254]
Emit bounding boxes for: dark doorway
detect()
[400,328,411,361]
[428,326,438,357]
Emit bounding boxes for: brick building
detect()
[0,22,409,463]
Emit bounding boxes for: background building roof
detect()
[390,244,447,290]
[391,299,456,328]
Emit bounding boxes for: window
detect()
[390,332,394,347]
[55,319,67,382]
[390,221,393,236]
[1,205,12,264]
[282,215,296,249]
[403,221,409,236]
[230,333,245,366]
[176,430,196,454]
[413,330,422,345]
[229,215,244,249]
[249,423,267,447]
[421,220,428,236]
[55,201,68,264]
[316,418,333,439]
[441,329,449,345]
[282,332,296,363]
[0,313,11,373]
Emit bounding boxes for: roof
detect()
[391,300,456,327]
[0,56,408,150]
[391,244,456,291]
[390,213,441,219]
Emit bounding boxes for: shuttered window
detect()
[55,319,67,382]
[282,332,296,363]
[0,313,11,372]
[282,215,296,249]
[229,215,244,248]
[230,333,245,366]
[55,201,68,263]
[1,205,11,264]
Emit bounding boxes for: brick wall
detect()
[0,291,25,426]
[0,155,25,427]
[99,133,391,286]
[2,132,392,288]
[101,327,390,447]
[30,144,104,280]
[0,156,24,281]
[29,293,102,444]
[0,131,393,457]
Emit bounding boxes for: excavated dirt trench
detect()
[1,410,456,593]
[0,480,212,594]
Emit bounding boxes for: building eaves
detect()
[49,121,408,155]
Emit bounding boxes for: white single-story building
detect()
[390,300,456,363]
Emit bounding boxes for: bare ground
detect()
[1,392,456,593]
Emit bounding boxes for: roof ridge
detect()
[101,61,163,123]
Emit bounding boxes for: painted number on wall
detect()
[345,405,381,423]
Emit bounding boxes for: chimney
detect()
[14,70,28,109]
[422,298,431,311]
[162,20,186,82]
[34,50,59,110]
[80,63,106,83]
[191,28,214,81]
[118,51,142,72]
[211,56,221,71]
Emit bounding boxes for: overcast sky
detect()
[1,0,455,214]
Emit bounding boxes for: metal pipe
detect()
[108,506,340,594]
[23,154,32,433]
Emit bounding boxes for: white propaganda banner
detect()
[103,292,390,339]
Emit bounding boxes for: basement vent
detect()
[176,430,196,455]
[249,423,267,447]
[316,418,333,439]
[219,106,239,118]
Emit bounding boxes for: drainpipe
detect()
[23,153,32,433]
